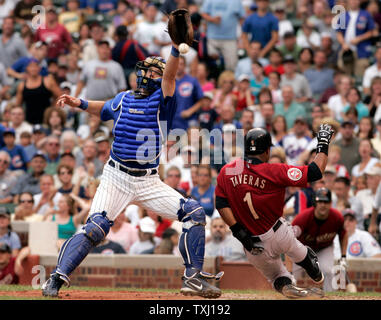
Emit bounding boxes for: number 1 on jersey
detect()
[243,192,259,219]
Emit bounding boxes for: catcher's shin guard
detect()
[177,198,206,273]
[296,246,324,284]
[51,212,113,283]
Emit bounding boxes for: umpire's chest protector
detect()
[112,89,163,162]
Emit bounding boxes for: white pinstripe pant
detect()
[90,159,184,221]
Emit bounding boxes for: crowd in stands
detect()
[2,0,381,285]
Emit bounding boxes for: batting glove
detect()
[230,223,263,255]
[339,256,347,270]
[316,124,334,155]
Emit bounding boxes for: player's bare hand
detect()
[57,94,81,109]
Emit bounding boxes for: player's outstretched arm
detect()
[162,43,179,98]
[310,124,335,178]
[57,94,105,117]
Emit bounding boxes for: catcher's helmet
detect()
[313,188,332,204]
[245,128,273,156]
[135,56,166,94]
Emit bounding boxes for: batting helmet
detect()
[245,128,273,156]
[313,188,332,204]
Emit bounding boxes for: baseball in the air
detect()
[179,43,189,54]
[346,283,357,293]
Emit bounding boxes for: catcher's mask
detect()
[135,56,166,95]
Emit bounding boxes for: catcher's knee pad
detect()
[296,246,321,277]
[177,198,206,226]
[84,211,113,245]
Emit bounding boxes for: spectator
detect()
[280,55,312,103]
[34,7,72,59]
[0,17,28,69]
[1,127,28,174]
[129,216,157,255]
[351,139,379,177]
[212,105,242,133]
[273,3,293,42]
[249,61,269,98]
[239,108,255,136]
[211,70,237,115]
[357,117,374,140]
[327,145,350,178]
[0,0,16,26]
[334,209,381,258]
[307,0,328,32]
[15,58,62,125]
[356,163,381,224]
[13,192,42,222]
[364,76,381,121]
[0,208,21,256]
[332,176,364,229]
[268,71,282,103]
[271,114,288,145]
[363,46,381,95]
[111,25,147,83]
[279,117,311,165]
[333,121,361,173]
[173,56,204,131]
[76,114,110,141]
[164,166,186,196]
[196,93,218,131]
[8,106,33,145]
[43,107,67,137]
[23,124,48,161]
[94,134,110,164]
[82,23,106,63]
[0,63,10,104]
[342,87,369,122]
[277,31,302,62]
[107,213,138,253]
[327,74,352,122]
[304,50,335,100]
[56,164,87,199]
[41,135,61,175]
[154,228,179,255]
[196,62,215,93]
[200,0,245,71]
[75,40,126,102]
[232,75,255,112]
[11,152,46,202]
[90,238,126,254]
[87,0,118,15]
[205,217,246,261]
[274,85,306,129]
[241,0,279,58]
[264,49,284,75]
[133,3,170,56]
[318,71,344,106]
[44,193,90,248]
[191,165,215,217]
[0,242,24,284]
[33,174,62,216]
[76,138,104,178]
[235,41,269,80]
[297,47,314,74]
[336,0,375,77]
[13,0,41,24]
[0,151,16,204]
[7,41,49,80]
[372,120,381,155]
[296,19,321,51]
[253,102,274,132]
[58,0,83,34]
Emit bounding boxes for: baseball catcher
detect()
[42,9,222,299]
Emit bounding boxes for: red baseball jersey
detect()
[215,158,309,235]
[0,257,19,285]
[292,207,346,251]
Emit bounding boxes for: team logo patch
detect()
[287,168,302,181]
[349,241,363,256]
[178,82,194,97]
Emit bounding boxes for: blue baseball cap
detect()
[3,127,15,135]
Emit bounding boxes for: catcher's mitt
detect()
[167,9,194,46]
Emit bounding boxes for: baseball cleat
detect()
[181,272,222,299]
[282,284,324,299]
[42,273,65,297]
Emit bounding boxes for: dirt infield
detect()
[1,288,381,300]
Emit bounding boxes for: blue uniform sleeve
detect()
[160,90,177,131]
[100,91,125,121]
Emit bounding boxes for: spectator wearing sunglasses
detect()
[13,192,43,222]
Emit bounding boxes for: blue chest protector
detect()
[112,89,163,164]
